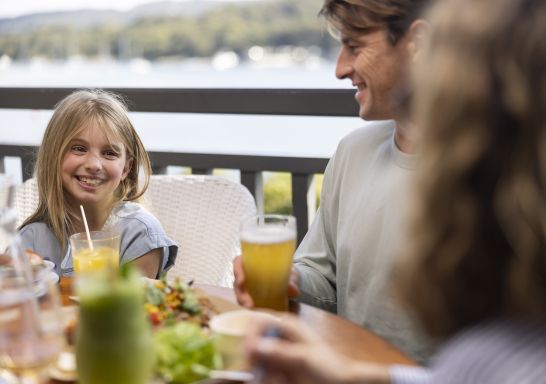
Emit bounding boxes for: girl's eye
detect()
[71,145,86,153]
[103,150,120,159]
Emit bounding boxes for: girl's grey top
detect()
[19,201,178,278]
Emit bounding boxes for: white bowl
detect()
[209,310,278,370]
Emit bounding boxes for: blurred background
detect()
[0,0,364,214]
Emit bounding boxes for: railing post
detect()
[241,171,264,214]
[21,155,34,181]
[151,165,168,175]
[291,173,314,245]
[192,168,213,175]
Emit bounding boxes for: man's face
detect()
[335,28,411,121]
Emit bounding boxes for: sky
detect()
[0,0,257,18]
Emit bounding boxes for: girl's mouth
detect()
[76,176,102,187]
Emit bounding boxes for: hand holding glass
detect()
[240,214,296,311]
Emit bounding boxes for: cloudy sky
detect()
[0,0,257,18]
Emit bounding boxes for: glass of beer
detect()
[240,214,296,311]
[70,231,120,276]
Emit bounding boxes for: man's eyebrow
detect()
[341,26,381,44]
[341,36,356,45]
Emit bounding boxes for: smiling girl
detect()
[19,89,177,278]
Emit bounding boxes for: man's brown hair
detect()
[320,0,431,45]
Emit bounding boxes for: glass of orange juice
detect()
[240,214,296,311]
[69,231,120,276]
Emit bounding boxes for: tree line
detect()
[0,0,339,61]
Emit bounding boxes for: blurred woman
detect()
[245,0,546,382]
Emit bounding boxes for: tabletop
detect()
[51,277,415,383]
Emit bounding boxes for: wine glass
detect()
[0,264,65,383]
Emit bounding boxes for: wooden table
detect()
[52,277,415,383]
[197,283,415,366]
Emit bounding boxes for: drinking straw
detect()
[79,205,94,250]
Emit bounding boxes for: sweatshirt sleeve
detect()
[293,152,338,313]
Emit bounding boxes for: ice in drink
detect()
[73,247,119,274]
[241,225,296,311]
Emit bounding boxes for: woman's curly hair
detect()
[395,0,546,339]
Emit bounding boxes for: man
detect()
[235,0,431,361]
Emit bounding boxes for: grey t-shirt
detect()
[19,201,178,278]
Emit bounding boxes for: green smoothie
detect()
[76,267,153,384]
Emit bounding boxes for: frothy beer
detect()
[241,225,296,311]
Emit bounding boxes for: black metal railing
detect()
[0,87,358,243]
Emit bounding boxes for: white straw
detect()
[79,205,94,251]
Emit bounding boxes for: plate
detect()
[49,350,77,382]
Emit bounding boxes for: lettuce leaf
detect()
[153,322,220,383]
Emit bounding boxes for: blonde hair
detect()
[21,89,152,247]
[395,0,546,339]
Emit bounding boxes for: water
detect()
[0,60,367,180]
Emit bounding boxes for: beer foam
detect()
[241,225,295,244]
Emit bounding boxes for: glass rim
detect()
[242,213,295,224]
[241,214,297,233]
[69,230,120,241]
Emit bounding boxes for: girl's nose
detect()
[84,153,102,173]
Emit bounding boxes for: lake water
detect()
[0,60,367,179]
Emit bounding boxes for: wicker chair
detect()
[144,175,256,287]
[14,177,39,228]
[14,175,256,287]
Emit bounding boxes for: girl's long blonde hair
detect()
[20,89,152,247]
[395,0,546,339]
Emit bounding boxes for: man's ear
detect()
[122,158,133,180]
[407,19,429,63]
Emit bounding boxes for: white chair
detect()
[14,178,39,227]
[14,175,257,287]
[144,175,256,287]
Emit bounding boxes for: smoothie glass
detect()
[240,214,296,311]
[76,265,153,384]
[69,231,120,276]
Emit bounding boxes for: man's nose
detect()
[335,48,352,80]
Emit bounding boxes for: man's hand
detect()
[233,256,301,308]
[233,255,254,307]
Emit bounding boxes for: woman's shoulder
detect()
[432,319,546,382]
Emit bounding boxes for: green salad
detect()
[153,308,221,384]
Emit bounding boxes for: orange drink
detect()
[73,247,119,274]
[241,215,296,311]
[70,231,120,277]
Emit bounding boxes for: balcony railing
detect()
[0,87,358,243]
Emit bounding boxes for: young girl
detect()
[19,89,177,279]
